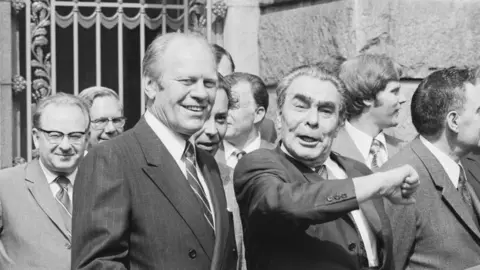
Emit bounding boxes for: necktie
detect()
[315,164,328,180]
[458,165,479,224]
[55,175,72,233]
[183,141,215,231]
[369,139,384,170]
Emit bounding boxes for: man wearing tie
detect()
[215,72,275,170]
[0,93,90,269]
[383,67,480,269]
[71,33,237,270]
[332,54,406,170]
[234,65,420,270]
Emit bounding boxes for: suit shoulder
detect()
[0,164,26,181]
[332,151,372,175]
[385,133,406,146]
[382,141,418,169]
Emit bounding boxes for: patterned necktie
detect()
[315,164,328,180]
[183,141,215,231]
[55,175,72,233]
[369,139,384,170]
[458,165,479,224]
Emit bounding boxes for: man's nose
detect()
[203,119,217,136]
[305,108,319,128]
[104,120,116,134]
[58,136,73,151]
[191,81,209,100]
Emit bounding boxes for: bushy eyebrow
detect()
[292,93,337,109]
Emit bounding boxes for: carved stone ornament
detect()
[12,75,26,96]
[212,0,227,19]
[189,0,207,34]
[11,0,26,14]
[31,0,52,103]
[12,156,27,167]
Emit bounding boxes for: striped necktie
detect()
[369,139,384,170]
[182,141,215,231]
[55,175,72,233]
[458,165,479,227]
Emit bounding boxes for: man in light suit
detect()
[234,65,420,270]
[215,72,275,170]
[333,54,406,170]
[383,67,480,270]
[0,93,90,269]
[71,33,237,269]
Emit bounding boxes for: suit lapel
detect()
[384,134,402,158]
[411,138,480,239]
[134,118,215,259]
[214,142,227,166]
[332,127,365,163]
[25,160,71,242]
[197,150,230,270]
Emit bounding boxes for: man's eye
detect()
[93,119,108,124]
[69,133,84,140]
[48,133,63,139]
[178,79,195,86]
[204,81,216,88]
[215,117,227,124]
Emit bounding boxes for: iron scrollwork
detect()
[189,0,227,34]
[12,0,26,14]
[31,0,52,102]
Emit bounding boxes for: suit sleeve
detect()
[71,144,130,270]
[233,150,359,231]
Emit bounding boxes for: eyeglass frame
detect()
[35,127,88,145]
[90,116,127,130]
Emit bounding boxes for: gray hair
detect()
[141,32,214,81]
[276,64,348,123]
[33,92,90,130]
[78,86,123,113]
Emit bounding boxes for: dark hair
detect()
[33,92,90,130]
[339,54,402,119]
[314,55,347,77]
[212,44,235,73]
[224,72,268,111]
[217,73,234,109]
[276,64,348,124]
[411,67,477,138]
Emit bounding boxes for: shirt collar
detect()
[144,110,188,162]
[344,121,388,159]
[38,158,77,185]
[224,132,262,158]
[420,136,461,187]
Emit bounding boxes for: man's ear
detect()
[32,128,40,149]
[254,106,266,124]
[446,110,459,134]
[144,76,159,100]
[363,99,374,107]
[276,109,282,130]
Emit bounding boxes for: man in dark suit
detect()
[332,54,406,170]
[71,33,237,270]
[234,65,420,270]
[215,72,275,170]
[383,67,480,270]
[0,93,90,269]
[463,151,480,198]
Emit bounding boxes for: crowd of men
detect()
[0,32,479,270]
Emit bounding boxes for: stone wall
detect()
[258,0,480,141]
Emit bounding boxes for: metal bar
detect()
[118,6,124,105]
[73,6,79,94]
[51,0,57,94]
[25,0,32,161]
[162,0,166,34]
[206,0,212,42]
[55,2,184,9]
[140,1,145,114]
[183,0,188,33]
[96,3,101,86]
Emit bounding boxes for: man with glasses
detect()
[0,93,90,269]
[78,86,125,148]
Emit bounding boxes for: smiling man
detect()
[234,65,420,270]
[332,54,406,170]
[78,86,125,147]
[0,93,90,269]
[72,33,237,270]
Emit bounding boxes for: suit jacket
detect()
[463,153,480,199]
[0,160,71,269]
[215,139,276,168]
[259,118,278,144]
[234,147,393,270]
[383,137,480,270]
[71,118,237,270]
[332,126,405,165]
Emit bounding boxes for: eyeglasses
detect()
[91,117,126,130]
[36,127,87,145]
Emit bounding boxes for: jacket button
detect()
[65,243,71,249]
[348,243,356,251]
[341,193,347,199]
[327,196,333,202]
[188,249,197,259]
[334,195,341,200]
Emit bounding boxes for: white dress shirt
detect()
[144,111,215,227]
[39,158,76,200]
[224,132,262,169]
[324,157,379,267]
[280,144,379,267]
[420,136,463,188]
[345,121,388,169]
